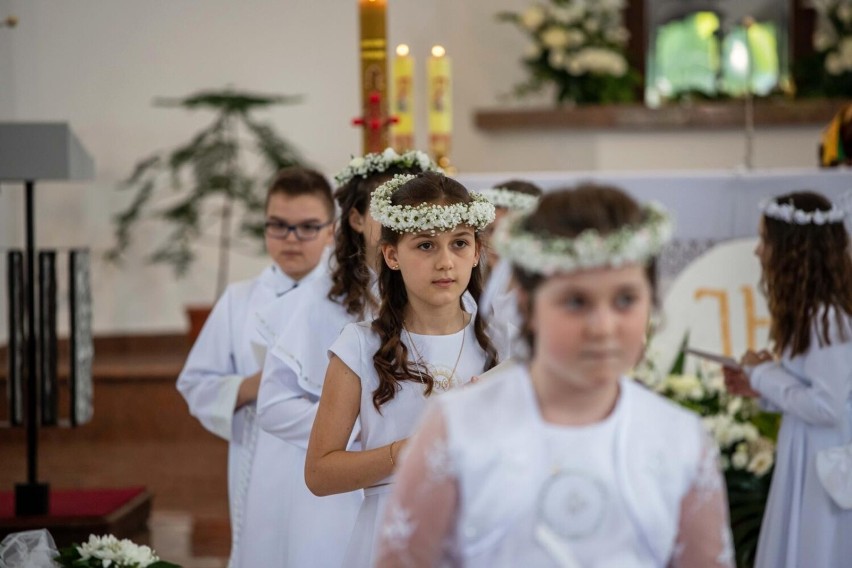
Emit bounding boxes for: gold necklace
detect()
[403,311,467,391]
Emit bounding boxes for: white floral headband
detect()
[478,187,540,212]
[493,202,673,275]
[759,198,846,226]
[370,174,497,234]
[334,147,440,186]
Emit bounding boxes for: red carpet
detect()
[0,487,146,519]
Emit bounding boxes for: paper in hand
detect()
[685,348,743,371]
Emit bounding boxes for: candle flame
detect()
[431,45,446,58]
[396,44,410,57]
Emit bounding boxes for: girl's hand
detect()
[740,349,773,367]
[723,366,759,398]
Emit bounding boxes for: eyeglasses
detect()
[264,220,333,241]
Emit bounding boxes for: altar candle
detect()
[359,0,389,152]
[391,44,415,152]
[428,45,452,165]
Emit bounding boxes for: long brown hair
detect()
[760,191,852,356]
[512,184,660,353]
[328,165,426,318]
[371,172,498,410]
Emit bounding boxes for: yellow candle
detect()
[359,0,389,153]
[391,44,415,152]
[428,45,452,166]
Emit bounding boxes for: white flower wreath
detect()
[334,147,440,186]
[494,202,673,275]
[370,174,496,233]
[759,198,846,226]
[478,187,540,212]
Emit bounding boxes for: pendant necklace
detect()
[403,310,467,391]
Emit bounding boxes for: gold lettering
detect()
[741,286,771,350]
[694,288,732,356]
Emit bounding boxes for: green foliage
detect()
[106,87,304,284]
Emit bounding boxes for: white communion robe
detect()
[377,362,735,568]
[748,309,852,568]
[246,268,364,568]
[176,259,327,568]
[328,316,488,568]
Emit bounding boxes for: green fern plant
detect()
[106,88,304,298]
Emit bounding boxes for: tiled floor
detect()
[150,510,228,568]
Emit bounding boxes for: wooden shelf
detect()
[474,98,851,131]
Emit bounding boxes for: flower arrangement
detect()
[796,0,852,96]
[634,346,779,568]
[55,534,180,568]
[497,0,640,104]
[478,188,540,212]
[370,174,496,234]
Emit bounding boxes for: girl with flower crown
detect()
[238,149,438,568]
[723,191,852,568]
[478,179,543,359]
[375,185,735,568]
[303,171,498,567]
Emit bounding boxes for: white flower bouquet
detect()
[634,346,779,568]
[797,0,852,96]
[497,0,639,104]
[54,534,179,568]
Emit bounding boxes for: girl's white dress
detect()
[176,261,325,567]
[747,309,852,568]
[376,361,735,567]
[242,268,363,568]
[329,317,488,567]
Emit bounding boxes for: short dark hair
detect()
[266,166,335,219]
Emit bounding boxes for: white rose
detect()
[826,52,844,75]
[584,17,600,34]
[521,5,546,30]
[541,26,571,49]
[731,450,749,469]
[382,147,399,161]
[747,450,774,477]
[548,49,567,68]
[524,42,543,60]
[349,156,366,169]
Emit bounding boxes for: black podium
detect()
[0,123,95,516]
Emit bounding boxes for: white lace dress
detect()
[329,319,488,567]
[376,362,735,568]
[479,259,523,361]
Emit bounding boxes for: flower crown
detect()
[334,147,440,186]
[759,198,846,226]
[370,174,497,234]
[494,202,674,275]
[478,187,540,212]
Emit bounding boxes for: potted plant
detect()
[106,88,304,338]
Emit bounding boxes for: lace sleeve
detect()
[671,433,735,568]
[375,403,459,568]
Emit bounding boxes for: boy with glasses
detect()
[177,166,334,567]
